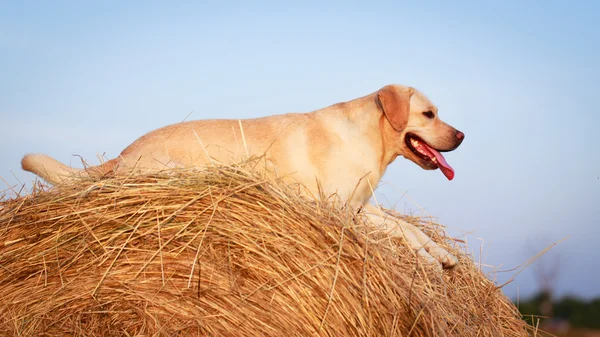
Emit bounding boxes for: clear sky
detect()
[1,1,598,299]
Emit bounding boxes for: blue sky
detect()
[1,1,599,299]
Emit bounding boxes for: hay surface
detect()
[1,163,529,336]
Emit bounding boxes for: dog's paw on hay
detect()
[0,165,530,336]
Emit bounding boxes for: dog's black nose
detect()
[456,130,465,141]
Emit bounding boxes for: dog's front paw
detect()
[428,247,458,269]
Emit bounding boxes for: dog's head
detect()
[376,84,464,180]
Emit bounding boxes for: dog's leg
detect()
[403,221,458,269]
[360,203,457,269]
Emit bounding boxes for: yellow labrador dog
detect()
[22,84,464,269]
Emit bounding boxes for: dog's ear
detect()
[377,85,414,131]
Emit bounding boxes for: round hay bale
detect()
[0,163,530,336]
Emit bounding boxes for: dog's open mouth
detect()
[405,133,455,180]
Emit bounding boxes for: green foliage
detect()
[517,292,600,328]
[553,297,600,328]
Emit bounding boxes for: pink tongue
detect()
[422,144,455,180]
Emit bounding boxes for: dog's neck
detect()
[317,93,400,177]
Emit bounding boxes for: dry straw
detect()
[0,159,532,336]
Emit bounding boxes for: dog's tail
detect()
[21,154,117,185]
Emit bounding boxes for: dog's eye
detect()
[423,111,435,119]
